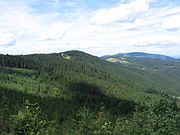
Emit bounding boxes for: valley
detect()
[0,50,179,135]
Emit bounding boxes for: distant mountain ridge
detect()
[102,52,176,60]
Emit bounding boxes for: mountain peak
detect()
[102,52,176,60]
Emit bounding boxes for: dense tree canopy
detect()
[0,51,179,134]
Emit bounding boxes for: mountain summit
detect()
[102,52,176,60]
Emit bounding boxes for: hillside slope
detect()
[102,52,176,60]
[1,50,180,98]
[0,50,180,134]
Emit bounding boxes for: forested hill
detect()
[0,50,180,95]
[102,52,176,60]
[0,50,180,134]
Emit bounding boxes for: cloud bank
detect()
[0,0,180,57]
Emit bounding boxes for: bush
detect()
[66,106,114,135]
[114,97,180,135]
[11,100,55,135]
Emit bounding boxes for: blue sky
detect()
[0,0,180,57]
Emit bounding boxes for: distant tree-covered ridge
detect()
[102,52,176,60]
[0,50,180,134]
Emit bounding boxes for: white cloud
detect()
[0,33,15,45]
[64,1,76,7]
[0,0,180,57]
[49,0,76,8]
[90,0,153,24]
[161,14,180,29]
[0,1,73,53]
[35,22,71,40]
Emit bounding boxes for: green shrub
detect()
[11,100,54,135]
[114,97,180,135]
[66,106,114,135]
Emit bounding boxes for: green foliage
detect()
[11,100,54,135]
[0,95,11,134]
[66,106,114,135]
[105,55,180,95]
[0,51,180,134]
[114,97,180,135]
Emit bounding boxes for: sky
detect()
[0,0,180,57]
